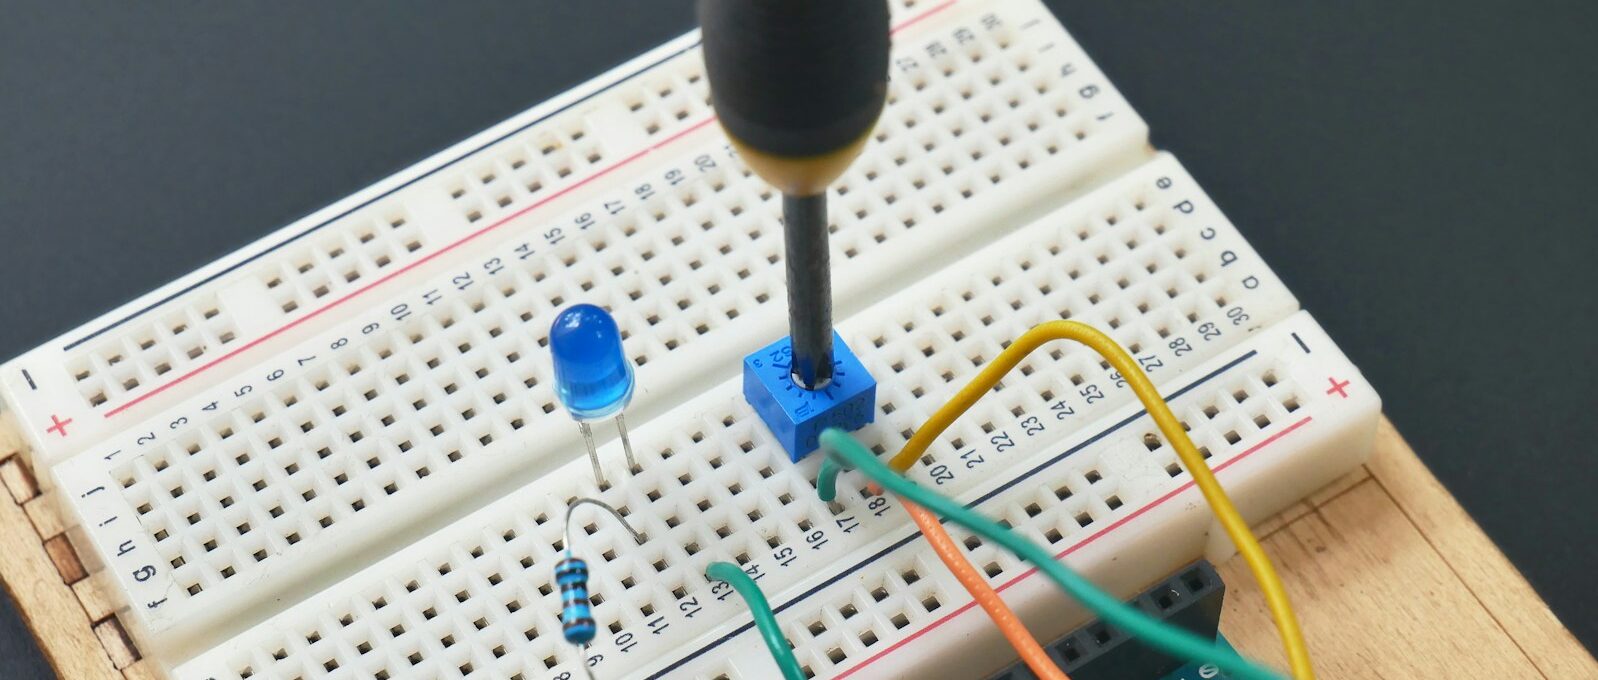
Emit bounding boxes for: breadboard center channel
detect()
[0,0,1382,678]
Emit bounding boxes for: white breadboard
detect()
[0,1,1381,678]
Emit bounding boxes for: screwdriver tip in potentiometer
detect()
[699,0,892,392]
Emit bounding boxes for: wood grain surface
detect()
[2,417,1592,679]
[1222,418,1597,678]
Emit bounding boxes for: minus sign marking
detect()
[1291,332,1311,354]
[1040,42,1056,52]
[22,370,37,390]
[1021,18,1042,29]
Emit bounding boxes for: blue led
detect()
[550,304,639,485]
[551,304,634,421]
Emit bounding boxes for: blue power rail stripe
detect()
[645,349,1258,679]
[63,42,701,352]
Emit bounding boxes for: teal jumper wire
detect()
[817,429,1282,680]
[551,304,639,484]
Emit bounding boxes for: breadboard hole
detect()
[447,120,609,228]
[265,212,426,316]
[69,209,423,412]
[626,59,713,142]
[70,296,240,411]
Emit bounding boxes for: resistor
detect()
[555,497,646,676]
[556,554,596,645]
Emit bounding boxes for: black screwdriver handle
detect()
[699,0,891,173]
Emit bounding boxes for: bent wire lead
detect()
[559,498,646,678]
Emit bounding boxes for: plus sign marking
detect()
[46,414,74,437]
[1325,377,1352,399]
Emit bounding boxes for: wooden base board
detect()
[2,417,1592,679]
[1221,418,1597,678]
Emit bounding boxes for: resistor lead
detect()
[556,498,646,676]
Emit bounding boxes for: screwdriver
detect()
[698,0,891,390]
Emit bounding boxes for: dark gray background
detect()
[2,2,1594,676]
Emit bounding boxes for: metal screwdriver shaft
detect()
[699,0,891,391]
[783,194,833,388]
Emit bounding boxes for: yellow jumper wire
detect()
[886,320,1315,679]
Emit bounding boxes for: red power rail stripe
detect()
[100,0,960,420]
[835,415,1316,679]
[893,0,958,33]
[104,117,717,418]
